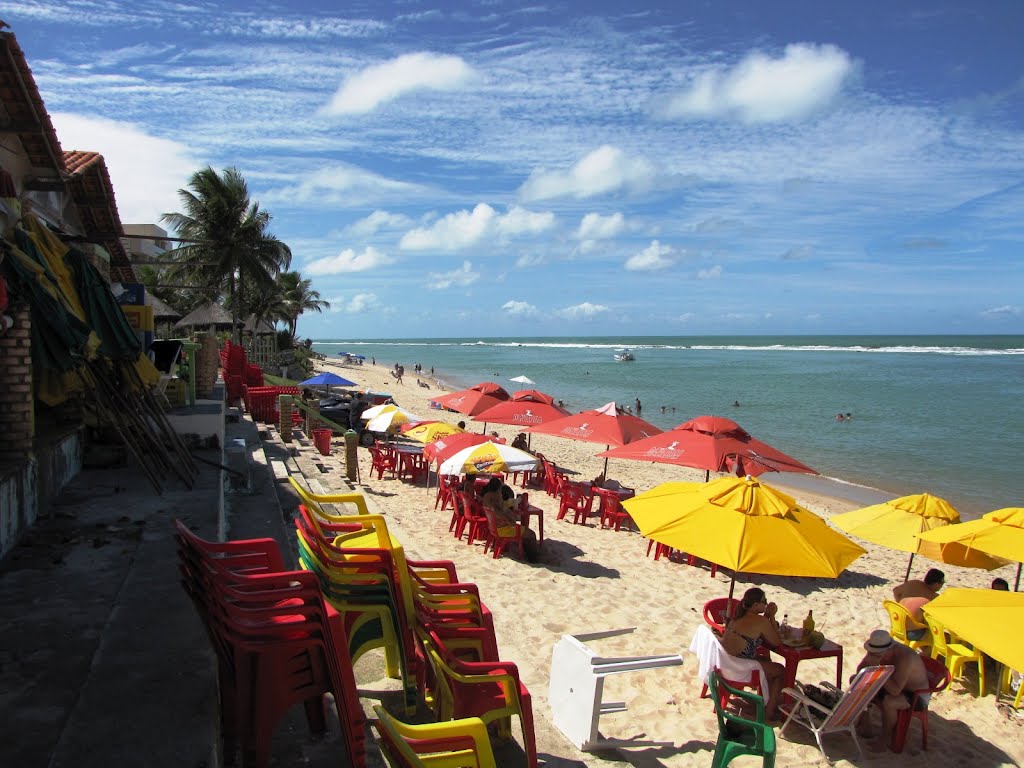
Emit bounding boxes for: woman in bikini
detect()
[723,587,787,723]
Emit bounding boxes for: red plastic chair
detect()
[598,493,633,531]
[420,630,538,768]
[435,474,461,511]
[174,521,366,768]
[890,653,951,753]
[369,445,398,480]
[703,597,742,634]
[460,492,490,546]
[397,452,429,485]
[557,482,594,525]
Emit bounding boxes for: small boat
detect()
[613,348,635,362]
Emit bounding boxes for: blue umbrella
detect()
[300,371,356,389]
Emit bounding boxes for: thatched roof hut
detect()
[174,301,232,329]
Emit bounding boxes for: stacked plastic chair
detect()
[294,506,418,714]
[371,704,497,768]
[174,521,366,768]
[222,340,248,406]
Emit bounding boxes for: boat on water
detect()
[613,348,635,362]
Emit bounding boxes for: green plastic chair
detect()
[710,669,776,768]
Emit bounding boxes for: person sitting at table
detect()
[722,587,786,724]
[511,432,529,451]
[854,629,929,752]
[893,568,944,640]
[479,477,540,562]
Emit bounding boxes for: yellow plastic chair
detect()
[371,704,496,768]
[999,667,1023,710]
[882,600,932,653]
[923,615,986,696]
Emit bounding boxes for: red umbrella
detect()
[598,415,817,480]
[431,381,511,420]
[471,389,570,430]
[526,401,662,474]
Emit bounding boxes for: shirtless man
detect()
[856,630,930,751]
[893,568,944,639]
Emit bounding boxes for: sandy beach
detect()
[300,357,1023,768]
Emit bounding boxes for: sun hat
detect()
[864,629,894,654]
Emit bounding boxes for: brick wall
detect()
[195,333,220,398]
[0,302,34,462]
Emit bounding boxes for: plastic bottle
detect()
[802,610,815,638]
[781,613,790,640]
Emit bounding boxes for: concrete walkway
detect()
[0,414,385,767]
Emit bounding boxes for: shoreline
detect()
[324,353,899,514]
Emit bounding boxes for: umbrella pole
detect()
[704,469,710,482]
[726,574,738,618]
[904,552,915,582]
[1016,562,1022,592]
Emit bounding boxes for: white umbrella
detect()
[361,404,420,433]
[438,441,540,476]
[361,402,410,421]
[510,375,535,387]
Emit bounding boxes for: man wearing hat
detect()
[855,629,930,751]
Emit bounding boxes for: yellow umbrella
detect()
[401,421,465,444]
[830,493,1004,581]
[922,588,1024,672]
[918,508,1024,590]
[623,475,865,601]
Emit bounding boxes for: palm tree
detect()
[160,166,291,341]
[278,271,330,338]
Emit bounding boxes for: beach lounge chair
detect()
[779,664,894,760]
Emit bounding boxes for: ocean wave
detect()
[317,340,1023,355]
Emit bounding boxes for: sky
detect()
[7,0,1024,338]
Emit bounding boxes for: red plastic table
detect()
[770,636,844,691]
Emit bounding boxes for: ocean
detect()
[312,335,1024,519]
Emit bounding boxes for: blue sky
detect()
[8,0,1024,337]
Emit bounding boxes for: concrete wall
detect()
[0,428,82,559]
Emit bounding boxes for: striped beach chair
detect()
[779,664,894,761]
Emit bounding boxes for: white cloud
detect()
[502,300,539,318]
[305,246,392,275]
[495,206,556,237]
[428,261,480,290]
[327,292,379,313]
[677,312,695,323]
[401,204,495,251]
[347,210,413,237]
[323,52,476,115]
[697,264,723,279]
[50,112,202,225]
[519,145,657,201]
[980,305,1022,318]
[663,43,855,123]
[556,301,609,319]
[399,203,553,251]
[576,212,625,241]
[515,253,545,268]
[625,240,675,271]
[266,164,422,207]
